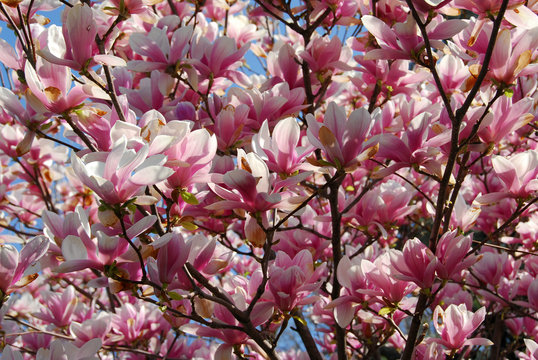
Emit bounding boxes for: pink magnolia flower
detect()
[252,118,314,175]
[228,84,306,130]
[266,44,302,89]
[24,58,87,114]
[148,233,225,291]
[71,105,120,152]
[431,283,473,311]
[307,102,376,171]
[21,332,52,353]
[71,137,174,204]
[389,238,437,289]
[35,338,102,360]
[148,232,191,286]
[128,26,192,72]
[375,111,451,179]
[159,333,209,359]
[0,29,25,71]
[111,303,165,343]
[362,14,468,62]
[0,236,49,296]
[413,342,445,360]
[527,278,538,311]
[189,36,250,84]
[451,193,481,232]
[210,103,250,151]
[56,215,156,273]
[362,253,416,305]
[354,59,430,102]
[347,180,417,232]
[0,87,46,129]
[489,27,538,86]
[33,286,77,328]
[182,272,273,356]
[70,313,112,346]
[435,230,477,281]
[453,0,526,45]
[435,54,468,99]
[453,0,525,15]
[38,4,103,71]
[433,304,492,350]
[478,96,534,145]
[2,346,24,360]
[300,36,353,76]
[164,123,217,190]
[207,151,280,213]
[273,205,331,261]
[476,150,538,204]
[122,70,175,116]
[472,252,508,286]
[267,249,326,312]
[410,0,452,12]
[226,14,262,47]
[105,0,158,16]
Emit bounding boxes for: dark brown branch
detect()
[328,175,346,360]
[62,113,97,152]
[291,308,323,360]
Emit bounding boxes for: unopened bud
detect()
[98,208,119,227]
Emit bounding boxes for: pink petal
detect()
[65,4,96,66]
[273,117,300,157]
[94,54,126,67]
[492,155,518,191]
[429,20,468,40]
[490,29,511,73]
[130,165,174,186]
[362,16,399,49]
[126,216,157,239]
[334,302,356,328]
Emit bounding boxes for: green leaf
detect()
[378,307,393,316]
[168,291,183,301]
[504,88,514,98]
[182,221,198,231]
[40,121,53,131]
[180,190,199,205]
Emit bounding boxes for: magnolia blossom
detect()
[389,238,437,289]
[476,150,538,204]
[362,14,468,61]
[252,118,314,175]
[206,150,306,213]
[267,249,326,312]
[435,230,477,281]
[307,102,376,171]
[71,137,174,204]
[433,304,492,351]
[489,27,538,85]
[24,59,87,114]
[0,236,49,295]
[128,26,193,72]
[35,338,102,360]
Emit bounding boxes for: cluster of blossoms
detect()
[0,0,537,358]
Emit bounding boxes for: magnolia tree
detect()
[0,0,537,358]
